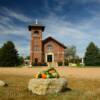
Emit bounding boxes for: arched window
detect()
[47,44,53,51]
[34,31,39,36]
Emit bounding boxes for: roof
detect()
[43,36,66,49]
[28,23,45,31]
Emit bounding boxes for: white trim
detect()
[45,52,54,62]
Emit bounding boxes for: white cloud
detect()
[0,7,31,37]
[1,7,32,22]
[42,15,86,39]
[15,42,30,57]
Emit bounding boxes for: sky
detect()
[0,0,100,57]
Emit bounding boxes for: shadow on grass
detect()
[62,87,72,93]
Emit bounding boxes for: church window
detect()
[34,31,39,36]
[47,44,53,51]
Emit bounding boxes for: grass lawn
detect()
[0,74,100,100]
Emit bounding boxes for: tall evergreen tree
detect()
[84,42,100,66]
[0,41,19,67]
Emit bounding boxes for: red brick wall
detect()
[43,40,65,62]
[30,28,42,64]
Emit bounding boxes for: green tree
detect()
[64,46,77,63]
[84,42,100,66]
[0,41,19,67]
[18,56,24,65]
[25,56,30,60]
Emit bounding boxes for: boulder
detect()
[0,80,7,87]
[28,78,67,95]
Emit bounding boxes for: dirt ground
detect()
[0,67,100,79]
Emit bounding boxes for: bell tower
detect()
[28,20,45,65]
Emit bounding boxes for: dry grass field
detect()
[0,67,100,100]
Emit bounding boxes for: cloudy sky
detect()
[0,0,100,57]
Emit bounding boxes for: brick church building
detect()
[28,22,66,66]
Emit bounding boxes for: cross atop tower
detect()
[36,19,38,24]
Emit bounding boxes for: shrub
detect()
[64,61,68,66]
[32,62,47,66]
[58,62,63,66]
[42,62,47,66]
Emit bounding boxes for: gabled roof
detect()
[42,36,66,49]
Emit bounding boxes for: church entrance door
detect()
[47,55,52,62]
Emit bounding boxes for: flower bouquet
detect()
[34,67,60,79]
